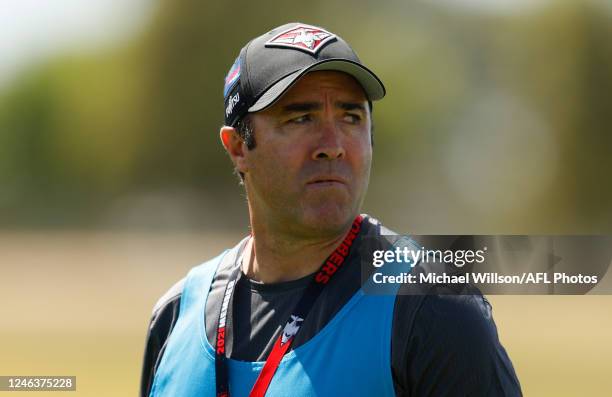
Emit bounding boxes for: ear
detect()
[220,126,249,173]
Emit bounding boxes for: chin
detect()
[300,204,355,235]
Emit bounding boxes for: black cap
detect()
[223,22,386,127]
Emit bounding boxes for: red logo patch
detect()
[265,24,336,55]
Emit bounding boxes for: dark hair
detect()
[235,115,256,150]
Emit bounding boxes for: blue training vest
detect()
[149,248,404,397]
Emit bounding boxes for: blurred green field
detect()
[1,232,611,396]
[2,2,611,396]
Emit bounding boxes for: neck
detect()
[242,217,356,284]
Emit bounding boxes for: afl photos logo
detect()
[265,24,337,55]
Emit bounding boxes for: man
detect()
[140,22,522,397]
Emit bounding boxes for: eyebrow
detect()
[281,101,366,113]
[282,102,321,113]
[337,102,366,112]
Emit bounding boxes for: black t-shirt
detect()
[140,216,522,396]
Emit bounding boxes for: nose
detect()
[312,120,345,160]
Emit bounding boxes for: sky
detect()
[2,0,609,90]
[0,0,155,88]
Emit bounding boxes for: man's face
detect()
[232,71,372,237]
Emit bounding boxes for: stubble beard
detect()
[245,166,370,241]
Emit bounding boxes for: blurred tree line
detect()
[0,0,610,232]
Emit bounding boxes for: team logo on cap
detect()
[265,24,336,55]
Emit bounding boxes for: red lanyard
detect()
[214,215,363,397]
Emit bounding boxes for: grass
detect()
[1,231,611,396]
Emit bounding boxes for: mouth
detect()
[306,176,348,187]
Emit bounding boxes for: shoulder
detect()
[146,277,186,349]
[140,277,186,397]
[405,291,497,348]
[391,285,496,351]
[152,277,186,317]
[150,241,245,318]
[140,243,246,397]
[392,291,522,395]
[149,248,233,320]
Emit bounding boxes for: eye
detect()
[343,113,362,124]
[288,114,312,124]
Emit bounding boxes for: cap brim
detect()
[248,59,386,113]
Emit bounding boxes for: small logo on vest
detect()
[281,315,304,345]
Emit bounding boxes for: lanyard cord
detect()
[214,215,364,397]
